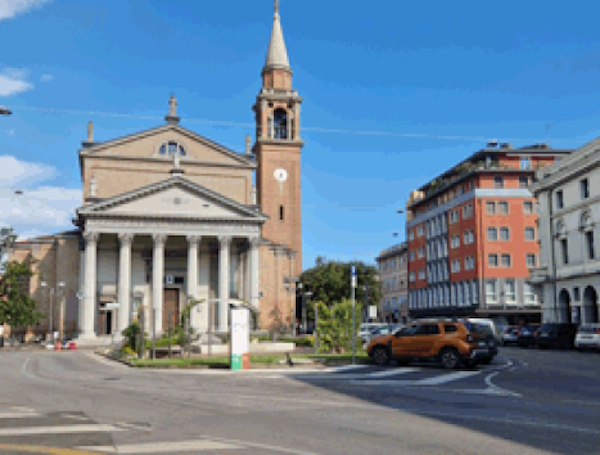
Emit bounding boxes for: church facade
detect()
[5,5,303,343]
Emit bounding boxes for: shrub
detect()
[121,321,141,351]
[121,346,136,357]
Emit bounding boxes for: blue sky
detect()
[2,0,600,270]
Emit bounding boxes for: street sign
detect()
[105,302,120,310]
[351,265,357,288]
[369,305,377,319]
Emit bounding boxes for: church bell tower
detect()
[253,0,303,274]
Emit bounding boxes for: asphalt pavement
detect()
[0,346,598,454]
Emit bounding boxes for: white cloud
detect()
[0,155,82,239]
[0,0,50,21]
[40,74,53,82]
[0,68,33,96]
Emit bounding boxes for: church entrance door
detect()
[163,289,180,333]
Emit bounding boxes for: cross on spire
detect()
[275,0,279,15]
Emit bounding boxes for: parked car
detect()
[536,323,577,349]
[501,326,520,346]
[462,321,498,364]
[359,323,388,343]
[367,319,485,369]
[517,323,540,348]
[574,323,600,351]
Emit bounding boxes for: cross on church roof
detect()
[165,93,180,124]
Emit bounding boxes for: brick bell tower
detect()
[253,0,303,276]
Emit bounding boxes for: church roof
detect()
[264,2,291,73]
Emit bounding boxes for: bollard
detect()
[55,341,62,351]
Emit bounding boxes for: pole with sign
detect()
[230,308,250,370]
[351,264,357,365]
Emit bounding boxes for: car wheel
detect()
[439,348,461,370]
[372,346,390,366]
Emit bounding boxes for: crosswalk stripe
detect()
[414,370,481,385]
[77,439,242,453]
[0,424,127,436]
[365,367,421,378]
[0,412,41,419]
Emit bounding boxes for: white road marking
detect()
[365,367,421,378]
[0,412,40,419]
[323,364,366,373]
[414,371,480,385]
[203,435,320,455]
[11,406,36,413]
[0,424,127,436]
[484,371,522,398]
[61,414,91,421]
[78,439,242,453]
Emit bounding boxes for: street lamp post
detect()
[40,281,65,344]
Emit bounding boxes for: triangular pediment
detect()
[77,176,267,222]
[80,124,255,168]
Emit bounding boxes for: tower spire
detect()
[264,0,290,74]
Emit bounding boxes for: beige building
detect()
[376,243,408,323]
[5,5,303,344]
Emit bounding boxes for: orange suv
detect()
[367,319,485,369]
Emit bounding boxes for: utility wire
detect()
[7,105,571,144]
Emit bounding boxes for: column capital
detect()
[83,231,99,243]
[118,232,134,246]
[186,235,202,246]
[249,236,261,249]
[152,233,168,246]
[218,235,232,248]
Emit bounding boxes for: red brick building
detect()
[406,143,572,327]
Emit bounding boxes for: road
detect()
[0,346,598,454]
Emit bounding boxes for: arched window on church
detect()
[159,141,186,156]
[274,108,287,139]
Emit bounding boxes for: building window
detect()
[472,280,479,303]
[574,287,580,301]
[159,141,186,156]
[418,269,425,280]
[418,247,425,259]
[409,272,416,282]
[494,176,504,189]
[523,201,533,214]
[520,157,531,170]
[465,256,475,270]
[451,235,460,249]
[524,283,536,303]
[462,204,473,219]
[487,227,497,241]
[450,210,459,224]
[526,253,537,268]
[581,178,590,199]
[273,108,288,139]
[279,205,284,221]
[525,227,535,241]
[451,259,461,273]
[519,176,529,188]
[560,238,569,264]
[408,230,415,241]
[555,190,564,209]
[501,254,511,267]
[488,254,498,267]
[499,227,510,241]
[417,226,424,237]
[486,279,497,302]
[586,231,595,260]
[498,201,509,214]
[505,280,516,303]
[409,251,415,261]
[486,201,495,215]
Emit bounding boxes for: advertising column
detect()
[230,308,250,370]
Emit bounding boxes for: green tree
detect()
[0,227,17,260]
[0,256,41,328]
[316,298,363,353]
[299,258,381,317]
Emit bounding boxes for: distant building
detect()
[376,242,408,323]
[529,138,600,325]
[406,143,573,328]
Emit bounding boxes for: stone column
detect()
[244,250,251,303]
[295,103,301,140]
[152,234,167,336]
[81,231,99,338]
[186,235,201,301]
[250,237,260,310]
[117,233,134,335]
[218,235,232,331]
